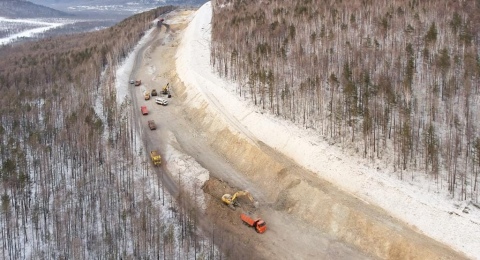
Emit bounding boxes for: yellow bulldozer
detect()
[150,150,161,166]
[222,190,253,210]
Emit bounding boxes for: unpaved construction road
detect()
[128,8,468,260]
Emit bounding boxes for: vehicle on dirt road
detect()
[155,97,168,106]
[222,190,253,210]
[141,106,148,115]
[151,89,158,96]
[134,80,142,86]
[150,150,161,166]
[144,91,151,100]
[162,83,170,95]
[148,120,156,130]
[240,213,266,233]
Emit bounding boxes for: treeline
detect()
[211,0,480,201]
[0,5,227,259]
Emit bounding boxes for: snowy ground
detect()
[0,17,71,45]
[175,2,480,259]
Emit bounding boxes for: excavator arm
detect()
[231,191,253,202]
[222,190,253,209]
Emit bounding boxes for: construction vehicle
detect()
[162,83,171,97]
[151,89,158,96]
[141,106,148,115]
[240,213,267,234]
[134,80,142,86]
[150,150,161,166]
[144,91,150,100]
[148,120,156,130]
[222,190,253,210]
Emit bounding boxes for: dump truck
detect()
[240,213,266,234]
[148,120,156,130]
[134,80,142,86]
[151,89,158,96]
[150,150,161,166]
[144,91,151,100]
[141,106,148,115]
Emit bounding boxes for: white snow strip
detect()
[0,17,66,45]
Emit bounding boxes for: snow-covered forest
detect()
[0,6,222,259]
[211,0,480,202]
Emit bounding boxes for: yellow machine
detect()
[150,150,161,166]
[161,83,170,95]
[222,190,253,209]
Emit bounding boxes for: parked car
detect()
[155,98,168,106]
[129,79,135,84]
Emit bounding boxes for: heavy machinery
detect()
[148,120,156,130]
[144,91,151,100]
[222,190,253,210]
[134,80,142,86]
[162,83,171,97]
[141,106,148,115]
[240,213,267,234]
[151,89,158,96]
[150,150,161,166]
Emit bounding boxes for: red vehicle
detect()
[240,213,267,234]
[141,106,148,115]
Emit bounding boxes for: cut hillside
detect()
[210,0,480,203]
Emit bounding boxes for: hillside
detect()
[210,0,480,203]
[0,6,217,259]
[0,0,72,18]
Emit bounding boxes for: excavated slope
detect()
[171,71,466,260]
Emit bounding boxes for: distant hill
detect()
[29,0,208,7]
[0,0,72,18]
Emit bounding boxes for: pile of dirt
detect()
[202,178,258,214]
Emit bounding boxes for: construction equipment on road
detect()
[162,83,171,97]
[144,91,151,100]
[240,213,267,234]
[222,190,254,210]
[141,106,148,115]
[151,89,158,96]
[134,80,142,86]
[150,150,161,166]
[148,120,156,130]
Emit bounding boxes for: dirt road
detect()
[128,8,467,260]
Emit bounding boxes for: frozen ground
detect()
[0,17,70,45]
[175,2,480,259]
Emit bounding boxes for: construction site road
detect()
[127,8,468,260]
